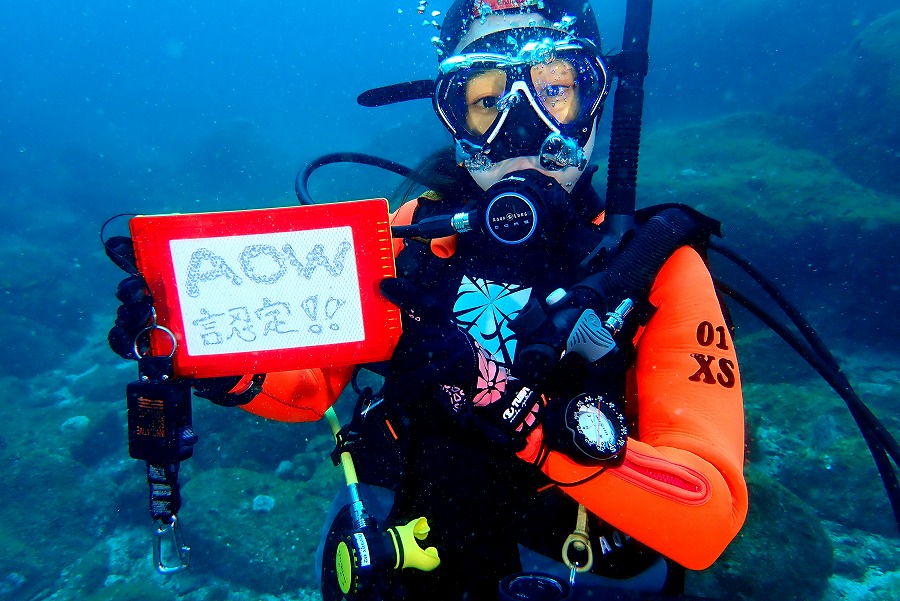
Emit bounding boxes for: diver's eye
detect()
[473,95,500,109]
[464,68,507,135]
[543,85,568,98]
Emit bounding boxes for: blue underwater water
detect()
[2,1,900,600]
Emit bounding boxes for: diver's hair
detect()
[392,146,482,203]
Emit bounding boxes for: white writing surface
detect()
[168,226,364,356]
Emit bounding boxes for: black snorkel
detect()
[593,0,652,255]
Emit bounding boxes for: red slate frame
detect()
[129,199,400,378]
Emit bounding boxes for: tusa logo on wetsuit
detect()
[502,386,534,423]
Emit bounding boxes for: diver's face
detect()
[455,13,597,193]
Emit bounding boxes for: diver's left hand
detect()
[539,360,629,465]
[190,374,266,407]
[444,356,545,452]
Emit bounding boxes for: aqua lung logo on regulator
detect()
[484,190,538,245]
[482,170,571,245]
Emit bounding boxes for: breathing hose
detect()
[295,152,415,206]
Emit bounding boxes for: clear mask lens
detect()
[436,42,608,141]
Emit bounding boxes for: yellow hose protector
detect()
[325,407,359,486]
[325,407,343,437]
[389,518,441,572]
[326,408,440,575]
[337,451,359,486]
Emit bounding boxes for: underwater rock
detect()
[188,398,329,475]
[686,469,833,601]
[82,582,176,601]
[742,379,893,536]
[252,494,276,513]
[0,237,105,380]
[729,330,818,385]
[0,316,68,379]
[0,573,25,598]
[275,460,294,479]
[779,425,894,537]
[779,10,900,197]
[60,415,90,433]
[0,448,119,599]
[640,112,900,231]
[68,409,126,467]
[58,526,227,601]
[810,414,838,453]
[639,111,900,350]
[825,571,900,601]
[826,521,900,582]
[182,463,341,593]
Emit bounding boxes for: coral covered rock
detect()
[181,462,341,593]
[687,469,833,601]
[779,11,900,196]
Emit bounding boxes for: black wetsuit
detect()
[354,194,673,600]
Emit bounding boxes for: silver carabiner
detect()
[153,515,191,574]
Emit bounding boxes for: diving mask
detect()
[433,29,610,173]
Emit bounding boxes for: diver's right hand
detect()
[107,273,264,405]
[108,273,155,360]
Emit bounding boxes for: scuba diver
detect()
[109,0,751,599]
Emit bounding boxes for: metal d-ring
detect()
[134,308,178,359]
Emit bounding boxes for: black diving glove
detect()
[191,374,266,407]
[108,273,156,360]
[381,277,544,451]
[106,233,156,360]
[380,277,479,391]
[539,351,631,466]
[106,235,264,405]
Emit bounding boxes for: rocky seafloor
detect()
[2,316,899,601]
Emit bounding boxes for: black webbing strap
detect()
[147,463,182,521]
